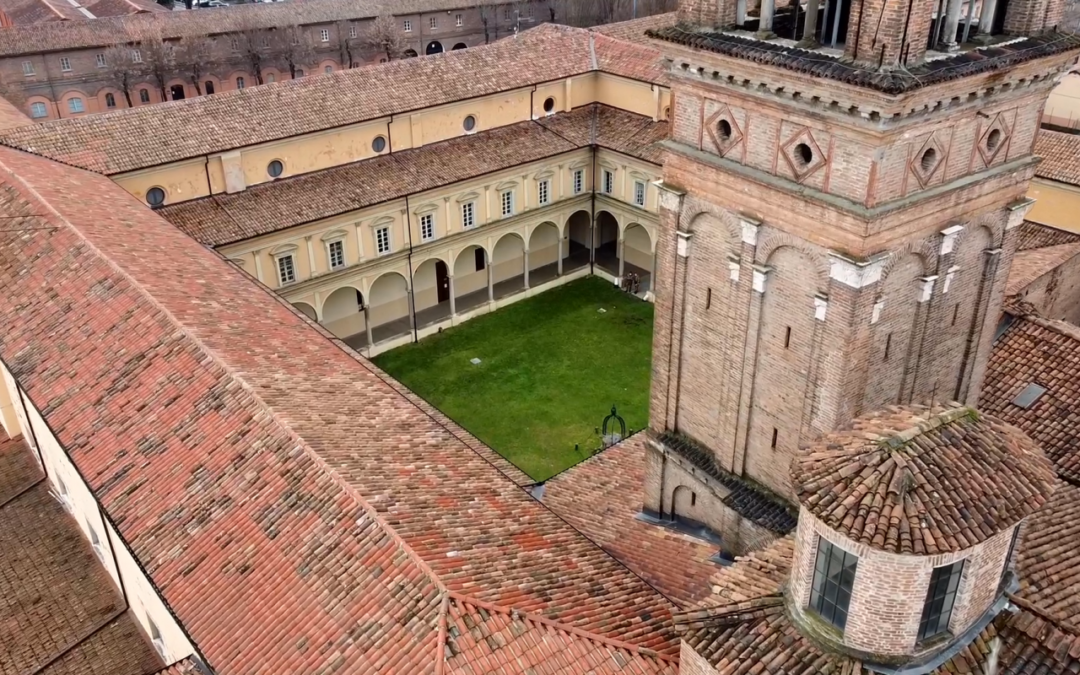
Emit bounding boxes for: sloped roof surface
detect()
[792,404,1055,555]
[0,144,679,674]
[1035,128,1080,186]
[86,0,166,17]
[1016,480,1080,626]
[1006,242,1080,296]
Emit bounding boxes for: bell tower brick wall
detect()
[645,35,1078,552]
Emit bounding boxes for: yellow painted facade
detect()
[1027,178,1080,234]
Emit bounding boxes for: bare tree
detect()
[234,23,271,85]
[130,22,173,102]
[477,0,500,43]
[103,43,145,108]
[336,20,360,68]
[364,14,406,61]
[271,24,315,79]
[173,32,213,95]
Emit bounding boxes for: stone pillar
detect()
[364,305,374,347]
[758,0,776,34]
[730,264,770,476]
[801,0,821,44]
[487,261,495,304]
[589,217,596,265]
[557,236,565,276]
[407,285,416,330]
[448,274,457,316]
[524,248,530,290]
[617,236,625,278]
[647,181,686,433]
[939,0,964,50]
[977,0,999,37]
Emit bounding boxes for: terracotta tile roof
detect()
[3,0,89,24]
[160,105,667,248]
[793,404,1056,555]
[656,432,798,534]
[676,535,1080,674]
[0,93,31,130]
[86,0,165,17]
[151,659,204,675]
[1016,480,1080,625]
[0,435,164,675]
[1017,220,1080,251]
[647,26,1080,95]
[0,0,499,55]
[541,435,721,608]
[591,30,667,85]
[593,12,676,46]
[0,144,680,672]
[1006,242,1080,296]
[0,24,664,176]
[1035,128,1080,185]
[981,314,1080,483]
[443,593,678,675]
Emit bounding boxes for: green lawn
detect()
[374,277,653,482]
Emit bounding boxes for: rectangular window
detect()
[430,16,438,28]
[634,180,646,207]
[705,288,712,310]
[88,521,105,562]
[602,169,614,194]
[375,226,391,255]
[349,24,357,38]
[59,57,71,72]
[276,255,296,285]
[56,476,72,511]
[327,240,345,270]
[500,190,514,217]
[783,326,791,348]
[809,539,859,631]
[456,13,463,25]
[21,60,33,76]
[148,616,166,660]
[68,97,84,114]
[96,53,106,68]
[918,561,964,641]
[320,28,330,42]
[883,333,892,361]
[420,213,435,242]
[131,50,142,63]
[403,19,412,31]
[538,179,550,205]
[770,427,778,449]
[461,201,475,229]
[504,6,511,19]
[573,168,584,194]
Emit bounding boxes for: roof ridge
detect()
[0,150,450,596]
[445,590,678,662]
[879,404,973,448]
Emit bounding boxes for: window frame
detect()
[375,225,392,255]
[148,616,166,660]
[67,97,84,114]
[275,253,297,286]
[105,93,116,108]
[21,60,34,76]
[429,16,438,28]
[146,187,166,207]
[573,168,584,194]
[324,65,333,74]
[403,19,412,32]
[461,201,476,229]
[349,24,357,38]
[537,178,550,206]
[29,102,47,118]
[918,561,965,642]
[87,519,106,562]
[456,13,463,26]
[236,76,245,89]
[500,190,515,218]
[56,476,73,512]
[320,28,330,42]
[96,53,106,68]
[419,213,436,242]
[59,57,71,72]
[326,239,346,270]
[602,169,615,195]
[634,180,646,207]
[808,537,858,632]
[131,49,142,63]
[139,88,151,103]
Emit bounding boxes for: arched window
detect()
[236,76,245,89]
[267,73,276,83]
[29,101,47,118]
[105,93,116,108]
[324,65,332,73]
[139,89,150,103]
[204,80,215,94]
[67,97,84,113]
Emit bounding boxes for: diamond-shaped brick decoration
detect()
[780,127,826,182]
[978,113,1011,166]
[705,105,743,157]
[910,133,946,188]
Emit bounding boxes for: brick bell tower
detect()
[642,0,1080,554]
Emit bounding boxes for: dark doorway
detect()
[404,49,419,58]
[436,260,450,303]
[475,248,486,272]
[452,42,468,50]
[426,41,444,55]
[170,84,185,100]
[204,81,215,95]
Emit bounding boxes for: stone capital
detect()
[814,295,828,321]
[828,252,887,289]
[1006,198,1036,230]
[939,225,964,255]
[677,230,693,258]
[918,275,939,302]
[752,264,772,293]
[740,215,761,246]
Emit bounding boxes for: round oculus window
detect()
[146,187,166,207]
[267,160,284,178]
[463,115,476,132]
[794,143,813,167]
[372,136,387,153]
[543,97,555,113]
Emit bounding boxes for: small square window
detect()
[809,538,858,631]
[327,240,345,270]
[375,226,392,255]
[918,561,964,641]
[320,28,330,42]
[430,16,437,28]
[59,57,71,72]
[538,179,550,205]
[456,13,463,26]
[295,69,304,78]
[634,181,646,207]
[403,19,412,31]
[500,190,514,217]
[131,50,142,63]
[503,7,511,19]
[573,168,584,194]
[420,213,435,242]
[324,65,332,74]
[1012,383,1047,409]
[21,60,34,76]
[276,254,296,285]
[95,53,106,68]
[602,169,614,195]
[461,201,475,229]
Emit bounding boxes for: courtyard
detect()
[373,277,654,482]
